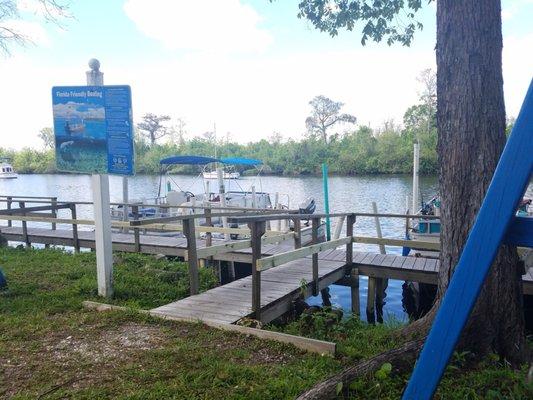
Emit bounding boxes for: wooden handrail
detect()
[256,236,353,271]
[353,236,440,251]
[0,214,286,236]
[189,231,295,260]
[255,235,440,272]
[0,197,300,213]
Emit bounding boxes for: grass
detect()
[0,246,531,399]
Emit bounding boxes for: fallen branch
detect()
[296,338,424,400]
[37,377,81,399]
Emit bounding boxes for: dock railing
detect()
[0,196,443,310]
[227,212,440,320]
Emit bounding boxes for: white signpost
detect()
[52,58,134,298]
[86,59,113,298]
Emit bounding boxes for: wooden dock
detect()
[154,247,532,324]
[1,202,531,326]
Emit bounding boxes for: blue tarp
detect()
[159,155,263,166]
[159,155,220,165]
[220,157,262,166]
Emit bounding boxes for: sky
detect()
[1,0,533,150]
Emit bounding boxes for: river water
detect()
[1,173,530,322]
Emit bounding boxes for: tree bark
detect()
[436,0,526,363]
[296,339,424,400]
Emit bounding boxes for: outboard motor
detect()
[298,197,316,215]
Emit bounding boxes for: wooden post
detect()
[51,197,57,230]
[346,214,359,316]
[249,220,266,321]
[183,217,199,295]
[311,217,319,296]
[205,206,213,269]
[132,205,140,252]
[371,201,388,324]
[19,201,30,248]
[70,203,80,253]
[293,218,302,249]
[6,196,12,227]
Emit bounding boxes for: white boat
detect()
[203,171,240,180]
[111,155,325,243]
[0,160,17,179]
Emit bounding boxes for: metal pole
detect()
[322,163,331,240]
[87,58,113,298]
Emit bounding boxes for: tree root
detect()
[296,339,425,400]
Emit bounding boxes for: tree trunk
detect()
[296,2,527,398]
[436,0,526,362]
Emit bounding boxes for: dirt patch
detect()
[0,322,168,398]
[47,322,166,363]
[208,332,296,366]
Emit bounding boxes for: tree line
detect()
[1,79,441,176]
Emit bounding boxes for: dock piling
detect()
[312,217,320,296]
[132,205,140,252]
[19,201,30,248]
[346,214,359,316]
[183,217,199,295]
[250,220,266,321]
[70,203,80,253]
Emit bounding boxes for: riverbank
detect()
[1,247,530,399]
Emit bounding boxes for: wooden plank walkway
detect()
[152,257,347,324]
[152,249,533,325]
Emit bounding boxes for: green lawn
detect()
[0,246,530,399]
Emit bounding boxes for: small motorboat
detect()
[0,159,17,179]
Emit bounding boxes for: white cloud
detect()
[0,24,531,150]
[99,48,435,142]
[123,0,273,54]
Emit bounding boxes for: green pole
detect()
[322,163,331,240]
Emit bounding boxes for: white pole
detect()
[333,215,345,240]
[406,194,411,234]
[217,164,229,240]
[274,192,281,232]
[122,177,128,233]
[372,202,386,255]
[412,142,420,218]
[93,174,113,297]
[87,58,113,298]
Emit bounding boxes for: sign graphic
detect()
[52,85,134,175]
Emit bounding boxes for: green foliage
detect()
[1,122,438,176]
[296,0,428,46]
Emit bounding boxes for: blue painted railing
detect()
[403,78,533,399]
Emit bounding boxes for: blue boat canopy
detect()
[160,155,220,165]
[220,157,262,166]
